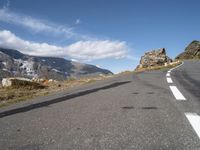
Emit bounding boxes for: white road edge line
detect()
[169,86,186,100]
[166,77,173,83]
[166,73,170,77]
[169,61,184,72]
[185,113,200,139]
[168,62,200,140]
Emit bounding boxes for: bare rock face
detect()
[2,77,44,89]
[176,40,200,60]
[2,78,12,87]
[136,48,172,70]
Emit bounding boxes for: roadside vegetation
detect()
[0,76,110,107]
[134,61,182,73]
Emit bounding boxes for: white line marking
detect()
[169,86,186,100]
[185,113,200,139]
[169,61,184,72]
[166,73,170,77]
[168,70,171,73]
[166,77,173,83]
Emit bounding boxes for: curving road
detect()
[0,60,200,149]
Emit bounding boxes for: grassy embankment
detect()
[0,76,110,108]
[134,61,182,73]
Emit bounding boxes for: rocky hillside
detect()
[176,40,200,60]
[135,48,172,70]
[0,48,113,80]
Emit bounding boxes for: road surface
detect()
[0,60,200,149]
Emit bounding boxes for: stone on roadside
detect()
[135,48,172,71]
[2,77,45,89]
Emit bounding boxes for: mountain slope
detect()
[176,40,200,60]
[0,47,113,80]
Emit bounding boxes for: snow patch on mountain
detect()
[14,59,37,76]
[52,68,61,73]
[2,62,7,67]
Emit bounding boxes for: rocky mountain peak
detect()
[176,40,200,60]
[135,48,172,70]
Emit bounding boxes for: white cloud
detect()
[0,30,128,60]
[75,19,81,25]
[0,7,87,39]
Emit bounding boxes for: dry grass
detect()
[134,61,182,73]
[0,76,110,107]
[0,88,48,107]
[9,79,46,90]
[118,70,134,75]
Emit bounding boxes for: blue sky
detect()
[0,0,199,73]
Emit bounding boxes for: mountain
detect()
[0,47,113,80]
[176,40,200,60]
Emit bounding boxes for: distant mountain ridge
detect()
[0,47,113,80]
[176,40,200,60]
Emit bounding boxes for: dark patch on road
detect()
[121,106,134,109]
[132,92,139,94]
[0,81,131,118]
[17,129,21,132]
[121,106,158,110]
[147,92,154,94]
[141,106,158,110]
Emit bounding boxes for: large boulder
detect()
[176,40,200,60]
[136,48,172,70]
[2,77,45,89]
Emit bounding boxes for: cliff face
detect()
[0,47,113,80]
[135,48,172,70]
[176,40,200,60]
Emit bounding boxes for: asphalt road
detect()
[0,60,200,150]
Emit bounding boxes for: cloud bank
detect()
[0,6,129,61]
[0,30,128,60]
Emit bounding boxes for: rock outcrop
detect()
[135,48,172,70]
[0,47,113,81]
[176,40,200,60]
[2,77,44,89]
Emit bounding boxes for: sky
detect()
[0,0,199,73]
